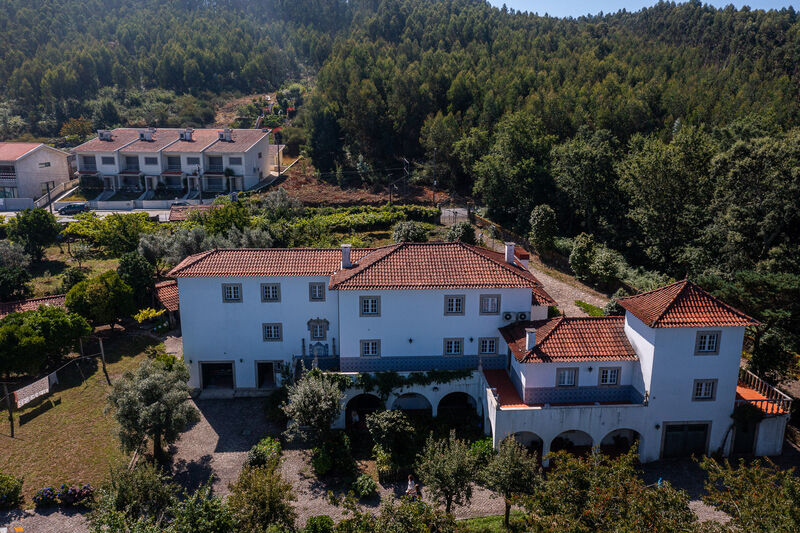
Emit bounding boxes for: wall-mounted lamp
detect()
[408,338,413,343]
[239,358,243,363]
[654,423,661,430]
[432,386,439,392]
[469,337,474,342]
[188,359,192,364]
[588,366,593,372]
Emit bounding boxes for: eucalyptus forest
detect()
[1,0,799,375]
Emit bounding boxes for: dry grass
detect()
[28,245,119,297]
[0,334,158,503]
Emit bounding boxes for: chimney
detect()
[98,130,112,141]
[179,128,194,141]
[139,128,153,141]
[341,244,352,269]
[219,128,233,142]
[525,327,536,351]
[505,242,515,264]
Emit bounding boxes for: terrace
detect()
[736,368,792,415]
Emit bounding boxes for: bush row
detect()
[32,483,94,508]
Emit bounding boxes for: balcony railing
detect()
[737,368,793,415]
[206,165,224,173]
[82,166,98,172]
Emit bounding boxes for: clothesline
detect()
[0,353,103,408]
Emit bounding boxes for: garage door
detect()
[201,362,234,389]
[662,423,709,458]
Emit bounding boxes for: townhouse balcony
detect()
[206,165,225,173]
[0,175,17,187]
[736,368,792,415]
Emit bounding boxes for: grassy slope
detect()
[0,334,158,503]
[28,245,119,297]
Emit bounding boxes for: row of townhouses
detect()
[169,241,791,463]
[73,127,279,195]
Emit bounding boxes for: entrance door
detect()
[201,362,234,389]
[663,423,709,458]
[733,420,757,454]
[257,362,275,389]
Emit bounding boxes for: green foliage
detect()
[283,370,344,441]
[245,437,282,470]
[1,305,90,364]
[568,233,596,282]
[0,265,31,301]
[701,457,800,533]
[312,431,356,477]
[60,266,87,292]
[334,497,461,533]
[575,300,604,317]
[521,448,696,532]
[0,318,46,378]
[391,221,428,243]
[304,515,335,533]
[88,463,177,529]
[415,431,479,514]
[603,288,630,316]
[469,436,496,467]
[354,369,473,400]
[366,410,414,468]
[227,466,297,532]
[446,221,476,244]
[481,437,540,527]
[171,482,234,533]
[0,240,30,269]
[66,213,157,256]
[528,204,558,254]
[144,345,177,371]
[351,474,378,499]
[117,252,155,306]
[195,203,251,235]
[134,308,166,323]
[5,208,61,262]
[264,386,289,425]
[66,270,135,326]
[107,358,199,462]
[70,241,93,268]
[0,471,24,509]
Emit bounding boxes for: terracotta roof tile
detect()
[120,130,181,152]
[0,295,66,318]
[500,316,637,363]
[73,128,140,152]
[203,129,269,153]
[168,248,373,278]
[155,280,180,311]
[0,142,43,161]
[329,242,548,291]
[618,280,758,328]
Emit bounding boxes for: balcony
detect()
[0,173,17,187]
[206,165,224,173]
[736,369,792,415]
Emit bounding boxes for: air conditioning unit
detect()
[517,312,528,321]
[502,312,514,321]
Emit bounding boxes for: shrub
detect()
[366,410,414,465]
[603,288,629,316]
[245,437,282,469]
[0,472,23,509]
[569,232,596,281]
[265,386,289,425]
[590,246,622,288]
[312,431,355,477]
[446,221,476,244]
[227,466,297,531]
[32,486,58,507]
[374,444,398,483]
[283,370,343,441]
[60,266,87,292]
[134,307,166,323]
[304,515,335,533]
[392,221,428,243]
[529,204,557,253]
[57,483,94,506]
[469,436,496,466]
[352,474,378,499]
[144,345,177,371]
[311,447,334,476]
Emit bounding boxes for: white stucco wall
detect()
[179,275,340,389]
[517,360,636,389]
[755,416,787,456]
[13,146,71,199]
[337,287,531,359]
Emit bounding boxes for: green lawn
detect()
[107,190,143,201]
[0,334,158,504]
[61,187,102,202]
[28,245,119,297]
[460,512,525,532]
[575,300,605,316]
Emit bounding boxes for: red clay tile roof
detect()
[329,242,549,291]
[163,129,221,153]
[0,142,43,161]
[0,294,66,318]
[618,280,758,328]
[73,128,141,152]
[120,130,181,153]
[532,287,555,306]
[500,316,637,363]
[204,129,269,153]
[155,280,180,311]
[168,248,373,278]
[168,204,220,222]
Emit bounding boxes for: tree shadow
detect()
[192,398,279,454]
[171,453,214,494]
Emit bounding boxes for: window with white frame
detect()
[693,379,716,400]
[101,156,115,165]
[443,338,464,356]
[229,157,243,165]
[360,339,380,357]
[144,157,158,166]
[556,368,577,387]
[598,367,620,386]
[444,295,465,315]
[309,282,325,301]
[478,337,498,355]
[360,296,380,316]
[695,331,720,355]
[222,283,241,302]
[261,283,280,302]
[263,323,282,341]
[187,156,200,166]
[480,294,501,315]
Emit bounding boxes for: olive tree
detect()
[282,370,343,441]
[481,437,540,527]
[415,431,479,514]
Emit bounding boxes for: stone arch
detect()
[391,392,433,416]
[511,431,544,457]
[551,430,593,455]
[437,392,478,417]
[345,393,383,430]
[599,428,641,457]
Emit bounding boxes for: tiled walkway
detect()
[482,369,526,408]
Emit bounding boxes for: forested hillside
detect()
[2,1,799,375]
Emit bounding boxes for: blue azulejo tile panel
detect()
[524,385,641,405]
[340,355,505,373]
[295,356,340,371]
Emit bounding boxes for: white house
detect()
[170,242,791,461]
[0,142,71,208]
[71,127,271,196]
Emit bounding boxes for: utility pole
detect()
[196,165,203,205]
[46,181,53,213]
[99,338,111,386]
[275,132,282,178]
[3,382,14,438]
[432,148,437,206]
